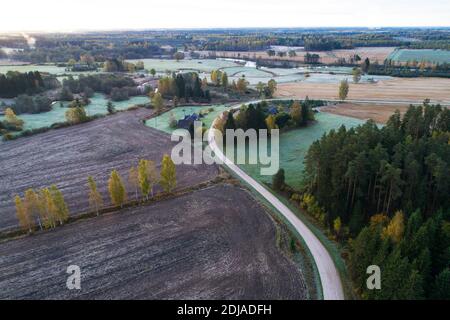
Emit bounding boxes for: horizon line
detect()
[1,26,450,34]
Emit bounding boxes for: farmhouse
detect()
[177,113,202,130]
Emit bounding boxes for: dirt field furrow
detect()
[0,185,307,300]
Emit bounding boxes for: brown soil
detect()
[276,77,450,103]
[0,108,218,231]
[0,184,307,299]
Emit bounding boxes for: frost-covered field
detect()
[0,108,217,231]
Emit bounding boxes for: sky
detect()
[0,0,449,32]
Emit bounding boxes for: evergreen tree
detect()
[107,101,116,114]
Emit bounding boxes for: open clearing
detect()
[0,184,306,299]
[276,77,450,104]
[0,94,150,132]
[321,103,411,124]
[235,113,365,190]
[0,108,217,231]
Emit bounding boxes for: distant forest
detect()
[3,28,449,64]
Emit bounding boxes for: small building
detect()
[177,113,202,130]
[268,106,279,115]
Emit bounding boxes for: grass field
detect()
[145,104,230,134]
[0,94,149,131]
[388,49,450,64]
[277,77,450,104]
[235,113,365,190]
[0,64,102,77]
[0,108,218,231]
[0,64,66,74]
[0,184,307,299]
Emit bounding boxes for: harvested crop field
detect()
[276,77,450,104]
[204,47,395,65]
[0,184,307,299]
[0,108,218,231]
[321,103,410,124]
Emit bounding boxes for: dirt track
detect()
[0,109,218,231]
[0,184,307,299]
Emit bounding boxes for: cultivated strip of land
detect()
[0,184,307,299]
[277,77,450,105]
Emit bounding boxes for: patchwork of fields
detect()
[277,77,450,104]
[0,108,218,231]
[0,94,150,132]
[201,47,396,65]
[0,184,307,299]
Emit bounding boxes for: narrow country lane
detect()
[208,104,345,300]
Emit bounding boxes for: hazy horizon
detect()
[1,0,449,33]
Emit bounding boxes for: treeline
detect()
[158,72,211,103]
[201,37,271,51]
[304,38,345,51]
[368,60,450,78]
[408,41,450,50]
[61,74,142,101]
[12,40,165,63]
[15,156,177,233]
[215,99,316,133]
[103,58,145,73]
[0,71,45,98]
[14,185,69,232]
[297,103,450,299]
[303,103,449,230]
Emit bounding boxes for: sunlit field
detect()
[0,94,149,131]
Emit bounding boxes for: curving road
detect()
[207,103,345,300]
